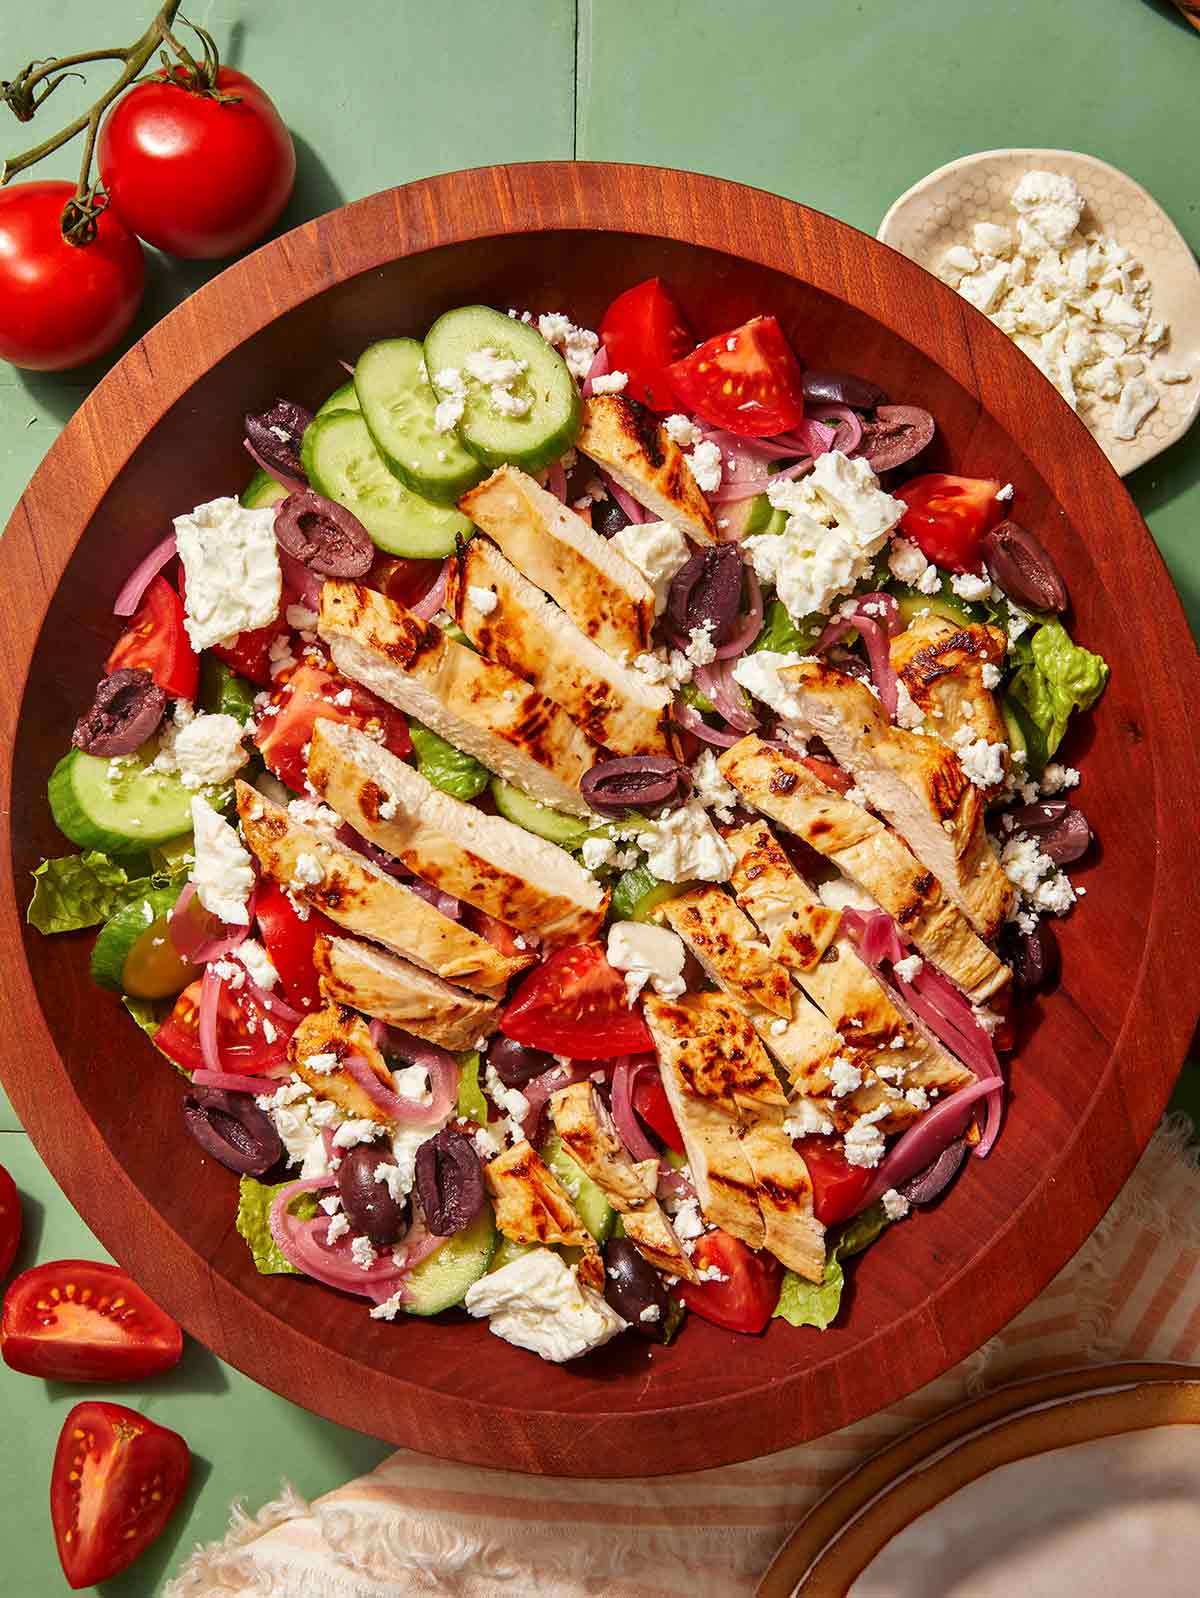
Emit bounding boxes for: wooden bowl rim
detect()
[2,162,1198,1476]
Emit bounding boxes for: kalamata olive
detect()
[337,1146,410,1246]
[981,519,1068,613]
[900,1138,968,1206]
[181,1088,283,1176]
[244,398,313,483]
[593,495,630,538]
[858,405,936,473]
[802,368,888,410]
[581,755,693,817]
[489,1036,556,1090]
[999,921,1060,992]
[666,543,744,646]
[1007,800,1091,865]
[602,1237,670,1340]
[72,667,166,758]
[414,1128,486,1237]
[274,489,374,578]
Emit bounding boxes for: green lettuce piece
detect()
[678,679,716,715]
[27,850,135,934]
[1008,619,1109,759]
[199,656,258,722]
[237,1176,320,1276]
[773,1201,890,1330]
[456,1050,488,1124]
[661,1296,686,1345]
[122,995,162,1040]
[408,721,490,800]
[751,597,825,657]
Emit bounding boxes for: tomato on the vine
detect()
[99,67,295,259]
[0,182,144,372]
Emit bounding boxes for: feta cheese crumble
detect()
[463,1249,626,1362]
[606,920,687,1004]
[881,1188,910,1221]
[174,497,282,652]
[685,439,723,494]
[467,584,499,615]
[190,796,254,924]
[590,370,629,395]
[782,1099,835,1138]
[170,712,248,789]
[610,519,690,617]
[636,800,734,883]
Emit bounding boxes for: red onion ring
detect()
[364,1024,459,1123]
[581,343,610,398]
[805,403,864,454]
[814,595,901,717]
[244,438,306,498]
[693,658,758,732]
[268,1175,415,1299]
[856,1078,1003,1213]
[405,878,463,921]
[241,978,303,1030]
[113,534,178,617]
[611,1057,660,1162]
[343,1054,440,1125]
[409,558,450,621]
[198,966,222,1075]
[191,1068,276,1094]
[278,548,322,613]
[519,1060,596,1137]
[671,697,742,747]
[771,417,838,457]
[169,880,255,963]
[597,469,648,524]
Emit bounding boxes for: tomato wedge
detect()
[156,978,290,1076]
[667,315,805,437]
[677,1232,783,1333]
[0,1163,21,1280]
[631,1072,685,1155]
[255,876,336,1012]
[2,1260,182,1381]
[792,1136,874,1226]
[599,277,695,411]
[177,566,285,686]
[367,551,445,611]
[895,472,1005,573]
[801,754,853,795]
[255,661,412,794]
[106,575,199,700]
[462,904,528,958]
[501,942,654,1059]
[51,1400,189,1588]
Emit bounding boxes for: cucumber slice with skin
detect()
[720,493,786,540]
[315,380,360,418]
[541,1130,615,1244]
[610,866,690,922]
[49,747,197,855]
[489,776,590,846]
[150,834,195,874]
[355,337,486,506]
[301,409,474,559]
[91,881,198,998]
[892,584,980,631]
[424,305,581,473]
[199,657,258,721]
[489,1236,535,1273]
[402,1201,498,1316]
[240,468,288,510]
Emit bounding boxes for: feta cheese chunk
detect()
[882,1188,910,1221]
[636,800,734,883]
[237,938,279,991]
[782,1098,835,1138]
[606,920,687,1004]
[174,497,282,652]
[1011,170,1084,251]
[732,650,808,719]
[171,712,248,789]
[610,519,690,617]
[464,1248,626,1362]
[190,796,254,924]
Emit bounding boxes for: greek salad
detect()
[32,279,1109,1363]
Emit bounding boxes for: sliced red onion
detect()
[244,438,306,498]
[581,343,610,398]
[113,534,178,617]
[406,878,463,921]
[545,459,568,503]
[191,1069,276,1094]
[268,1176,416,1300]
[657,1165,695,1201]
[278,547,323,612]
[334,822,410,880]
[611,1057,660,1162]
[241,978,303,1030]
[344,1054,433,1125]
[169,881,254,964]
[409,558,450,621]
[694,658,758,732]
[581,755,693,816]
[597,470,647,524]
[857,1078,1003,1214]
[805,403,864,454]
[198,966,222,1075]
[520,1060,597,1138]
[366,1024,460,1124]
[782,417,838,457]
[815,595,902,717]
[672,697,742,746]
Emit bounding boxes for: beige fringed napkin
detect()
[167,1114,1200,1598]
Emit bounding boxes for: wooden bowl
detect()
[1,164,1197,1477]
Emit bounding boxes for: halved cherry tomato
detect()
[462,905,527,959]
[106,576,199,700]
[255,877,336,1012]
[2,1260,182,1381]
[677,1232,783,1333]
[177,566,285,686]
[0,1163,21,1280]
[801,755,853,794]
[254,661,412,794]
[155,978,290,1077]
[501,942,654,1059]
[792,1136,874,1226]
[367,552,445,611]
[895,473,1005,573]
[631,1072,685,1155]
[667,315,805,437]
[599,277,695,411]
[51,1400,189,1588]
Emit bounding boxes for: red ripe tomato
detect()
[156,978,290,1076]
[895,473,1005,573]
[2,1260,182,1382]
[599,277,694,411]
[631,1072,685,1155]
[0,1164,21,1281]
[677,1232,783,1334]
[255,877,336,1012]
[176,552,286,688]
[51,1400,189,1588]
[801,754,853,795]
[367,553,446,611]
[461,905,528,959]
[255,661,412,794]
[106,575,199,700]
[668,315,805,437]
[98,67,295,259]
[501,943,654,1059]
[0,182,144,371]
[792,1136,873,1226]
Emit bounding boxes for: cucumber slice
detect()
[489,1236,535,1272]
[489,776,589,846]
[355,338,486,506]
[1001,690,1048,780]
[424,305,581,473]
[240,468,288,510]
[315,380,360,418]
[402,1202,498,1316]
[610,866,689,922]
[150,834,195,873]
[91,881,197,998]
[199,657,257,721]
[893,584,980,631]
[720,492,787,539]
[49,747,197,855]
[541,1130,615,1244]
[301,409,474,559]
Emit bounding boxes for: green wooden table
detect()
[2,2,1197,1591]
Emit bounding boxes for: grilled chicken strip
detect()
[484,1141,604,1290]
[458,465,655,660]
[313,933,500,1052]
[550,1082,697,1282]
[317,581,597,817]
[576,394,718,546]
[717,737,1010,1004]
[236,782,530,995]
[446,536,673,756]
[290,1002,396,1122]
[891,615,1010,795]
[776,660,1015,940]
[308,720,606,949]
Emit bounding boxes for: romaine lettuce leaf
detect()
[1008,619,1109,758]
[408,720,490,800]
[751,597,825,657]
[773,1201,890,1329]
[455,1050,488,1124]
[237,1176,320,1276]
[27,851,135,934]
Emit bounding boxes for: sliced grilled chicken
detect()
[891,614,1010,794]
[445,536,673,756]
[484,1140,604,1290]
[291,1002,395,1121]
[313,933,501,1051]
[576,394,718,546]
[550,1081,697,1282]
[307,721,606,949]
[777,660,1016,940]
[317,581,596,817]
[236,782,530,995]
[457,466,654,660]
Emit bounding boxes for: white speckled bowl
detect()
[878,149,1200,475]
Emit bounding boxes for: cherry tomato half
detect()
[501,942,654,1060]
[677,1231,783,1333]
[367,552,446,611]
[0,1164,21,1281]
[106,575,199,701]
[631,1072,685,1155]
[2,1260,182,1381]
[667,315,805,437]
[255,877,336,1013]
[254,661,412,794]
[895,473,1005,574]
[156,978,290,1077]
[792,1137,873,1227]
[599,277,695,411]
